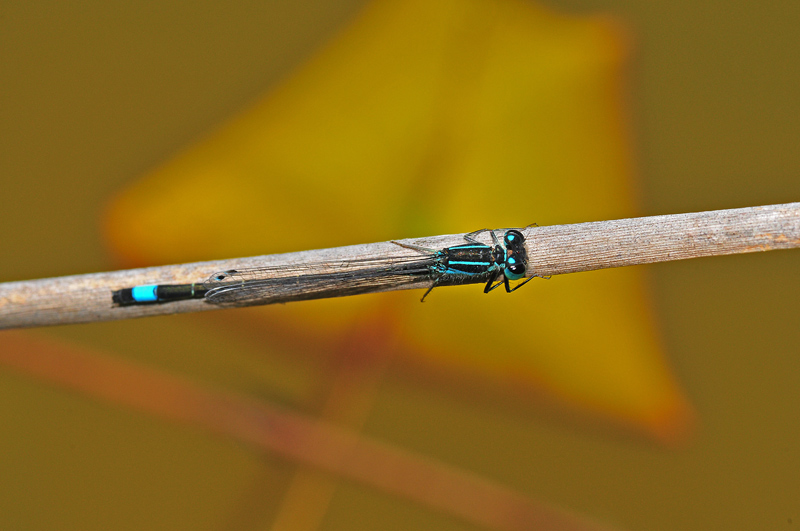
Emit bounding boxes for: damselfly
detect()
[112,228,538,308]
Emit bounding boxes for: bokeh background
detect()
[1,1,799,530]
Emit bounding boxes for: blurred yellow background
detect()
[1,1,799,530]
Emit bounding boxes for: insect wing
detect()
[203,255,434,306]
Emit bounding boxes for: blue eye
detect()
[504,257,526,280]
[504,230,524,247]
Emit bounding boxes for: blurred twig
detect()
[0,331,619,531]
[0,202,798,329]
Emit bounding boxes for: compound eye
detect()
[504,230,524,247]
[504,257,526,280]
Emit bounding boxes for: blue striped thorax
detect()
[415,228,533,299]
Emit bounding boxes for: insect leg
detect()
[420,280,439,302]
[507,275,537,292]
[463,229,491,245]
[484,270,504,293]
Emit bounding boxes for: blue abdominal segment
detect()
[112,283,207,306]
[131,284,158,302]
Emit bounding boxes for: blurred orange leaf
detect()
[105,0,693,442]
